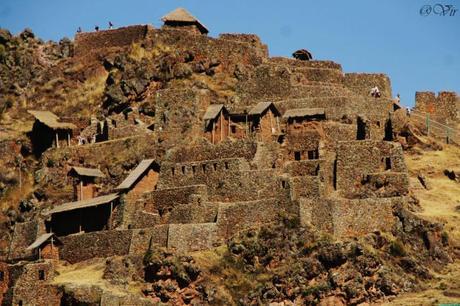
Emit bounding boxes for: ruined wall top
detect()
[415,91,459,124]
[74,25,154,57]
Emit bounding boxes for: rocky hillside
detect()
[0,24,458,305]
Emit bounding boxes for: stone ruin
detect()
[414,91,459,125]
[1,7,423,304]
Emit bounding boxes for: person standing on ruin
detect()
[370,86,381,98]
[77,27,82,33]
[109,21,113,29]
[395,93,401,104]
[95,25,99,32]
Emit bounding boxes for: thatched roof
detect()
[26,233,62,250]
[46,193,119,215]
[203,104,226,121]
[69,166,105,178]
[248,102,281,116]
[27,110,76,130]
[292,49,313,61]
[116,159,156,190]
[161,8,209,34]
[283,108,325,119]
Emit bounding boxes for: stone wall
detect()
[216,198,280,239]
[168,223,220,252]
[140,185,217,225]
[165,139,257,163]
[149,28,268,74]
[344,73,392,98]
[236,64,292,102]
[74,25,153,57]
[336,140,408,198]
[283,160,322,177]
[0,262,9,305]
[289,176,321,200]
[8,221,39,261]
[154,88,212,147]
[299,197,400,237]
[159,158,281,202]
[415,91,459,124]
[5,261,62,306]
[60,230,133,263]
[269,57,342,70]
[128,225,169,256]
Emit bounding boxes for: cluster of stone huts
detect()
[3,7,456,305]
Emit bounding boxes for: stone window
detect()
[171,167,175,176]
[385,157,392,170]
[225,162,229,170]
[294,151,301,161]
[202,164,206,173]
[18,301,23,306]
[181,166,186,175]
[231,126,236,134]
[308,149,319,160]
[357,117,367,140]
[281,181,286,189]
[0,271,4,281]
[192,165,196,174]
[213,163,217,171]
[38,269,45,280]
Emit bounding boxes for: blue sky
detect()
[1,0,459,107]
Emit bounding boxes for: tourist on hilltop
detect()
[76,27,82,33]
[95,25,99,32]
[109,21,113,29]
[370,86,381,98]
[395,93,401,104]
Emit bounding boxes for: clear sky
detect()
[1,0,459,107]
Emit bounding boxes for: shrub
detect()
[441,231,449,246]
[389,240,407,257]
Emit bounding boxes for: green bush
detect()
[441,231,449,246]
[389,240,407,257]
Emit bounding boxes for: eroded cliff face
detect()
[0,24,456,305]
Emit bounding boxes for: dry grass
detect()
[388,144,460,305]
[53,259,106,287]
[0,172,34,212]
[53,258,141,296]
[60,73,108,117]
[192,245,272,305]
[406,145,460,243]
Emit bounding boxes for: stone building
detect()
[228,111,249,139]
[161,7,209,35]
[414,91,459,124]
[283,108,326,135]
[248,102,282,141]
[68,166,104,201]
[27,110,76,156]
[25,233,62,261]
[45,193,120,236]
[203,104,230,144]
[116,159,160,228]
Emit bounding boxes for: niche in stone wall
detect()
[356,116,368,140]
[385,157,392,170]
[384,119,393,141]
[308,149,319,160]
[294,151,301,161]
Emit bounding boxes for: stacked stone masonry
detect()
[6,20,421,300]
